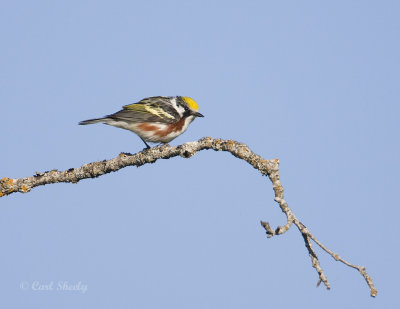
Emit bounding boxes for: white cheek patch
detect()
[170,97,185,117]
[180,115,195,133]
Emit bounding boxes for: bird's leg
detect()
[139,137,151,150]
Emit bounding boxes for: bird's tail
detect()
[79,117,106,125]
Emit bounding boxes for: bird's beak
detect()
[193,111,204,117]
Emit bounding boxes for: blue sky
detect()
[1,0,399,308]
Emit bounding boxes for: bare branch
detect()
[0,137,377,297]
[307,228,377,297]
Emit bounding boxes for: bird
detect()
[79,96,204,149]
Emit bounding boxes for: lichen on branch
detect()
[0,137,377,297]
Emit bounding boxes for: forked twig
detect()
[0,137,377,297]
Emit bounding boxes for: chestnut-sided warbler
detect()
[79,96,204,148]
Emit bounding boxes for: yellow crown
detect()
[182,97,199,111]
